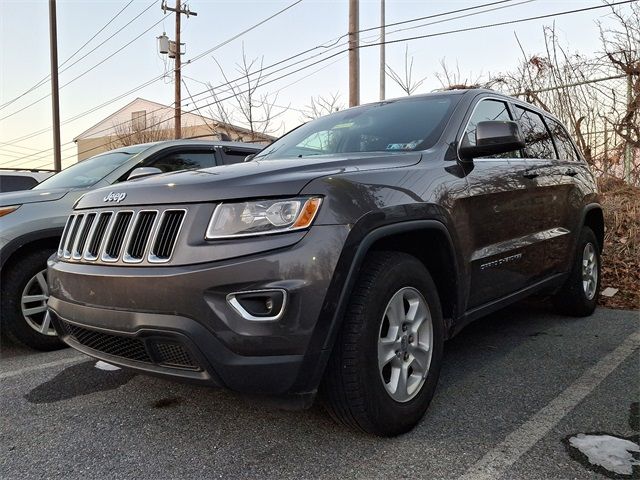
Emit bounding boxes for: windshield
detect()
[255,95,457,160]
[34,146,148,190]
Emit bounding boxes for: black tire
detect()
[1,249,65,351]
[321,251,444,436]
[552,227,601,317]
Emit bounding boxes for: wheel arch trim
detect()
[293,219,462,394]
[0,228,63,271]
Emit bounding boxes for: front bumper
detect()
[48,225,350,395]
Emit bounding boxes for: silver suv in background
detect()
[0,140,261,350]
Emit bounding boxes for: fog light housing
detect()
[226,289,287,321]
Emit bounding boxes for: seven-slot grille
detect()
[58,208,186,264]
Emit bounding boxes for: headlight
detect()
[0,205,21,218]
[206,197,322,239]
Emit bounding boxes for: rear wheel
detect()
[553,227,601,317]
[1,249,65,350]
[322,251,444,436]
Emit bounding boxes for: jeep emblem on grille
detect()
[103,192,127,203]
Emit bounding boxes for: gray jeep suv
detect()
[47,90,603,436]
[0,140,261,350]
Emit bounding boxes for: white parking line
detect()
[0,355,86,381]
[459,330,640,480]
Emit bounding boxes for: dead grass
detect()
[597,176,640,310]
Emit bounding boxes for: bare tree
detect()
[385,45,428,95]
[300,92,343,121]
[108,113,173,148]
[207,46,287,141]
[598,1,639,151]
[435,58,504,90]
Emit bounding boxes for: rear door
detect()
[507,105,572,278]
[544,117,586,274]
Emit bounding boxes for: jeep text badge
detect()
[103,192,127,203]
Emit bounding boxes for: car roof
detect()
[108,139,263,154]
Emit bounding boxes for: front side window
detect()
[513,106,556,160]
[255,95,458,160]
[548,118,580,162]
[463,99,521,158]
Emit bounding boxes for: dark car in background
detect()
[47,90,603,436]
[0,140,261,350]
[0,169,55,193]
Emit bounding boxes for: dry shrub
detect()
[597,176,640,310]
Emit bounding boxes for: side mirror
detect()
[127,166,163,181]
[244,154,256,162]
[459,120,525,161]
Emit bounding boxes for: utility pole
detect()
[161,0,197,139]
[348,0,360,107]
[48,0,61,171]
[379,0,385,101]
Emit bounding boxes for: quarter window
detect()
[513,106,557,160]
[464,99,520,158]
[548,118,580,162]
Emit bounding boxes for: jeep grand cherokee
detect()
[47,90,603,436]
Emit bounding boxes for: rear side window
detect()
[219,148,254,165]
[513,106,556,160]
[150,150,216,172]
[464,99,521,158]
[547,118,580,162]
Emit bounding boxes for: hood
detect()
[0,187,70,207]
[76,152,422,209]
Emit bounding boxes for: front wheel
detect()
[1,249,65,350]
[553,227,601,317]
[322,251,444,436]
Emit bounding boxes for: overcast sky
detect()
[0,0,633,169]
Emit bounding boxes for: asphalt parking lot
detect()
[1,303,638,480]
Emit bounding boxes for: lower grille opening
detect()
[58,319,201,372]
[61,321,152,363]
[153,342,198,370]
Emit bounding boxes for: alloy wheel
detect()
[377,287,433,403]
[582,243,598,300]
[20,269,56,336]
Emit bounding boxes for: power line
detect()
[5,0,631,166]
[2,0,502,151]
[0,0,306,150]
[0,0,138,112]
[359,0,638,50]
[0,6,169,122]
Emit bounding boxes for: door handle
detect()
[522,171,539,179]
[564,168,578,177]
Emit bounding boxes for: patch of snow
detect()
[569,433,640,475]
[95,361,121,371]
